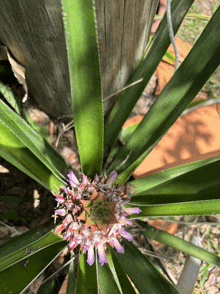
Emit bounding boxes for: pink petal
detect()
[94,174,99,183]
[82,174,89,184]
[63,231,71,240]
[55,197,65,204]
[64,188,68,194]
[54,224,65,234]
[69,240,78,250]
[68,171,79,187]
[122,218,133,226]
[55,209,66,216]
[120,229,133,241]
[123,207,141,215]
[121,200,130,206]
[106,171,117,188]
[98,245,108,266]
[87,246,95,266]
[113,238,124,254]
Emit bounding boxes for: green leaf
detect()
[37,279,57,294]
[0,224,47,260]
[108,6,220,181]
[0,81,25,117]
[0,99,67,177]
[0,124,64,192]
[0,99,67,191]
[107,248,136,294]
[127,199,220,218]
[104,0,194,148]
[0,241,66,294]
[129,157,220,195]
[66,255,75,294]
[130,157,220,205]
[141,222,220,268]
[62,0,103,178]
[115,239,180,294]
[0,230,64,272]
[97,257,121,294]
[74,250,98,294]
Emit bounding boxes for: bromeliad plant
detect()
[0,0,220,293]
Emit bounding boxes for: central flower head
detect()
[53,171,141,266]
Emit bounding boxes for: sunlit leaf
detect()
[62,0,103,178]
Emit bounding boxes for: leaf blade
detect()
[74,250,98,294]
[115,239,180,294]
[62,0,103,178]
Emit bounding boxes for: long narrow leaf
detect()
[0,241,66,294]
[104,0,194,148]
[97,259,121,294]
[130,157,220,205]
[0,123,64,192]
[66,255,75,294]
[0,99,67,178]
[107,248,136,294]
[115,239,180,294]
[127,199,220,217]
[108,7,220,181]
[62,0,103,178]
[0,230,64,272]
[0,224,48,260]
[129,156,220,195]
[141,222,220,268]
[74,250,98,294]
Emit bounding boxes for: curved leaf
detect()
[62,0,103,178]
[0,241,66,294]
[141,222,220,268]
[108,6,220,181]
[0,224,48,260]
[0,230,64,272]
[130,157,220,205]
[0,124,64,192]
[104,0,194,148]
[0,100,67,192]
[129,156,220,195]
[0,99,67,178]
[115,239,180,294]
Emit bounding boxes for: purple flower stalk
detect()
[53,171,141,266]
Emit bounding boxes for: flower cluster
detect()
[53,171,141,266]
